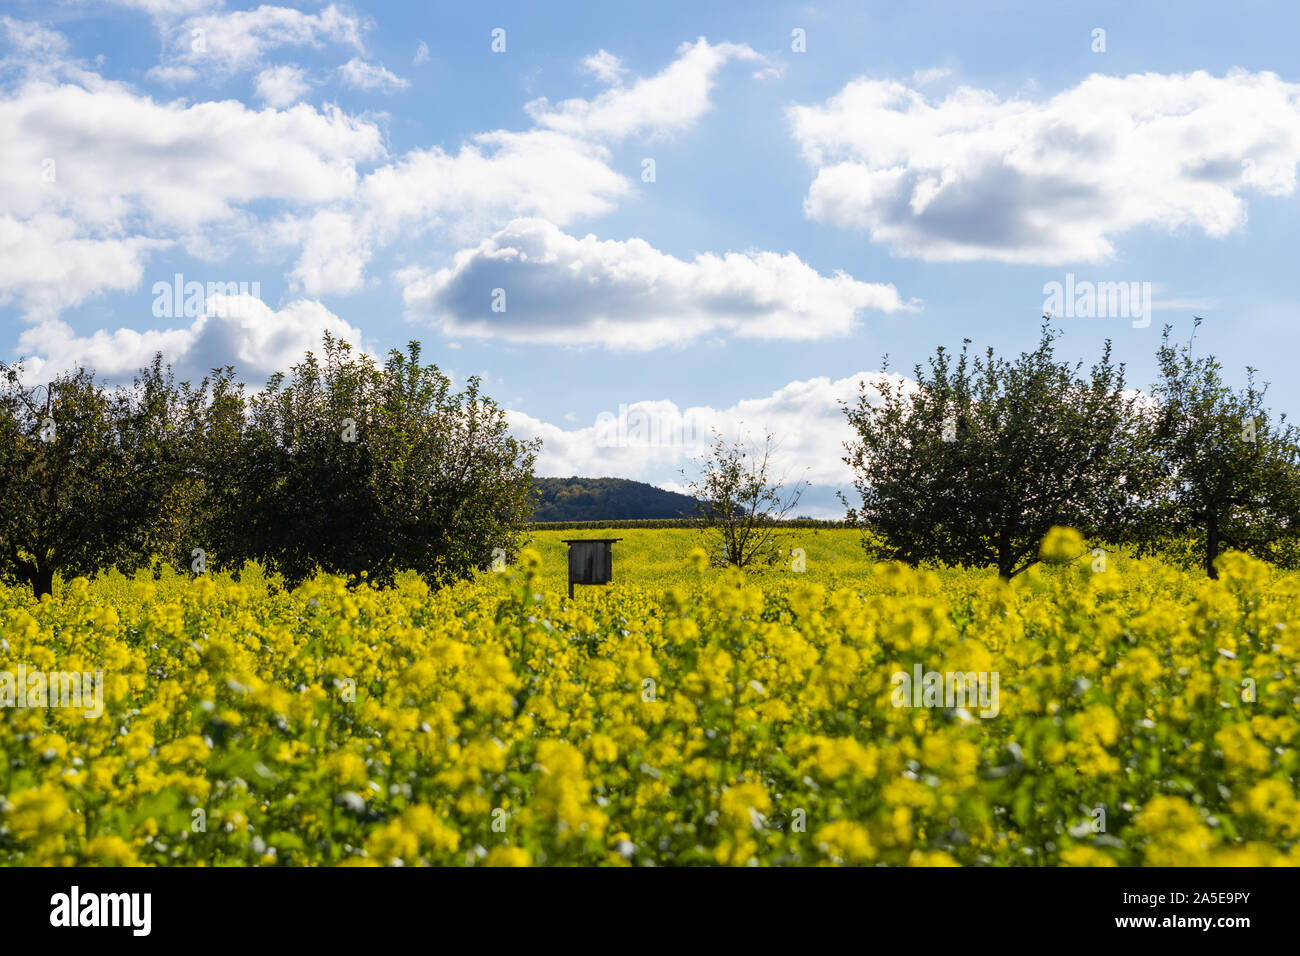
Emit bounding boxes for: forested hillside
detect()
[532,476,698,521]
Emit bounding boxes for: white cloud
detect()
[338,57,408,93]
[0,29,647,307]
[1,17,106,87]
[283,129,630,295]
[401,218,915,349]
[790,69,1300,263]
[278,209,372,296]
[1,16,68,57]
[526,37,761,142]
[150,2,365,79]
[254,63,310,107]
[363,130,627,236]
[911,67,952,84]
[508,371,910,517]
[110,0,218,17]
[580,50,625,85]
[145,63,201,84]
[1,80,383,229]
[15,295,365,383]
[0,72,384,316]
[0,214,168,320]
[2,29,820,360]
[414,40,429,65]
[280,38,761,295]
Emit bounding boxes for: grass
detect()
[523,526,879,594]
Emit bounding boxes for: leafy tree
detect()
[0,358,186,598]
[197,334,539,587]
[843,324,1154,579]
[682,429,806,568]
[173,364,254,574]
[1140,319,1300,577]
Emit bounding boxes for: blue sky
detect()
[2,0,1299,514]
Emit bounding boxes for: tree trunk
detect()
[30,566,54,600]
[997,530,1013,580]
[1206,516,1220,580]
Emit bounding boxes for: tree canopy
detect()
[1136,319,1300,577]
[843,324,1156,578]
[0,336,538,596]
[0,359,187,597]
[682,429,806,568]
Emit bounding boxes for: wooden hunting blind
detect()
[562,538,622,598]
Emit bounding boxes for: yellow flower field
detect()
[1,529,1298,866]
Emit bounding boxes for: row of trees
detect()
[843,319,1300,578]
[0,335,538,598]
[4,317,1294,593]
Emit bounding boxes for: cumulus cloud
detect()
[526,37,761,141]
[338,57,407,93]
[0,214,168,320]
[269,37,770,296]
[14,295,365,383]
[1,16,106,87]
[254,63,310,107]
[277,38,765,296]
[508,371,910,517]
[148,2,365,80]
[1,80,383,229]
[281,129,631,295]
[400,218,916,349]
[1,16,68,57]
[2,25,832,360]
[276,209,373,296]
[0,66,384,316]
[580,50,626,85]
[0,25,635,307]
[282,38,764,295]
[109,0,217,17]
[4,29,729,309]
[364,130,626,235]
[790,69,1300,263]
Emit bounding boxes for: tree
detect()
[173,363,253,574]
[842,323,1154,579]
[196,334,540,587]
[682,429,806,568]
[1140,319,1300,578]
[0,358,186,598]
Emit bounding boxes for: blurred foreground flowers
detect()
[1,536,1298,866]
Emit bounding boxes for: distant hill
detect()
[532,477,699,522]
